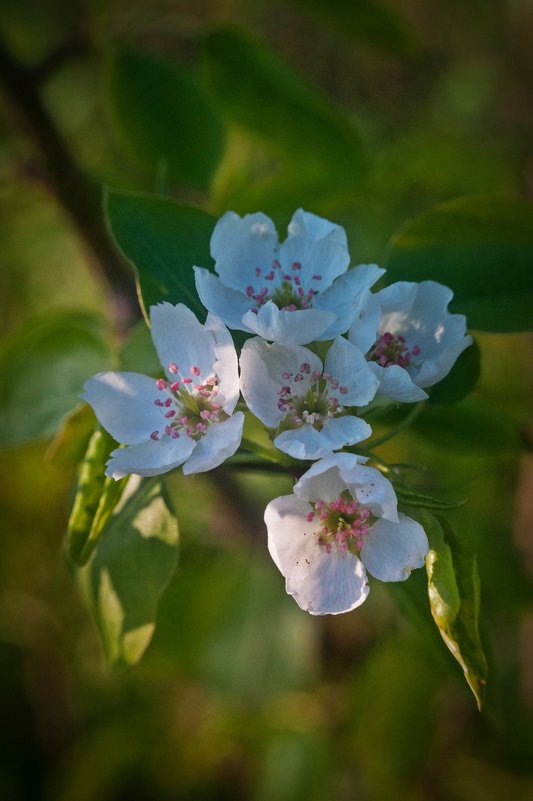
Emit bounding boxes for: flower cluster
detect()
[82,209,472,615]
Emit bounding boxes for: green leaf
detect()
[292,0,421,61]
[423,511,488,709]
[77,478,179,670]
[427,337,481,405]
[66,425,116,565]
[203,27,365,180]
[409,396,520,455]
[0,312,110,446]
[385,195,533,332]
[104,46,226,190]
[104,188,216,320]
[394,486,466,512]
[117,320,160,375]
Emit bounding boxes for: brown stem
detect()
[0,36,140,333]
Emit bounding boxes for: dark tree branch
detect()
[0,35,140,333]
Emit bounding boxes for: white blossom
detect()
[240,337,378,460]
[348,280,472,402]
[194,209,384,345]
[264,454,429,615]
[82,303,244,478]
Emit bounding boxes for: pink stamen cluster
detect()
[245,260,323,314]
[276,363,348,430]
[306,496,372,555]
[149,362,225,442]
[368,332,421,368]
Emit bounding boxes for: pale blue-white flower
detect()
[264,454,429,615]
[240,336,378,460]
[82,303,244,478]
[347,280,473,402]
[194,209,384,346]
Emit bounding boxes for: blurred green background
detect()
[1,0,532,799]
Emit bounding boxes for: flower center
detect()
[306,494,373,556]
[275,363,348,434]
[246,260,323,314]
[368,332,420,368]
[149,363,227,442]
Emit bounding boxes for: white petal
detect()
[369,362,428,402]
[242,302,335,345]
[361,514,429,582]
[274,414,370,460]
[182,412,244,475]
[340,464,399,522]
[320,415,372,450]
[205,314,240,413]
[210,211,278,292]
[315,265,385,340]
[240,338,322,428]
[294,453,367,502]
[376,281,471,388]
[280,209,350,291]
[286,209,348,249]
[346,289,382,354]
[194,268,252,331]
[105,435,195,479]
[415,334,472,388]
[150,303,215,381]
[265,494,369,615]
[324,337,379,407]
[274,425,332,460]
[82,372,166,445]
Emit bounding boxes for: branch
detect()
[0,35,140,333]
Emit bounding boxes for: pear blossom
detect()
[264,454,429,615]
[348,280,472,402]
[240,336,378,460]
[82,303,244,478]
[194,208,384,345]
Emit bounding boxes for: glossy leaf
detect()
[203,27,365,180]
[77,478,179,670]
[385,195,533,332]
[104,188,215,320]
[423,511,488,709]
[104,46,226,190]
[0,312,110,446]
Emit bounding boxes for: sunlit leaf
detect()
[0,312,110,446]
[66,425,116,565]
[77,478,179,670]
[385,195,533,332]
[423,511,488,709]
[104,46,226,190]
[204,27,365,180]
[104,188,215,320]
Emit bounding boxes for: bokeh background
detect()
[1,0,532,799]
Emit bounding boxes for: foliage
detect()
[1,1,532,800]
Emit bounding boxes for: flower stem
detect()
[365,401,426,450]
